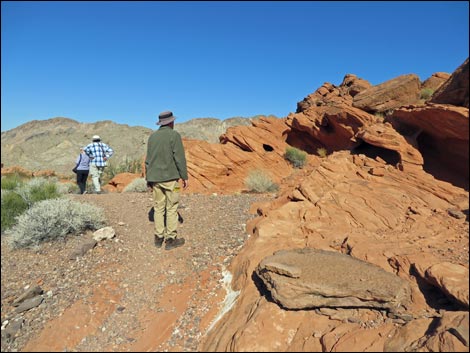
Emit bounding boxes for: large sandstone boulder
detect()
[352,74,421,113]
[424,262,469,309]
[341,73,372,97]
[421,72,451,92]
[256,248,411,312]
[296,74,371,113]
[430,57,469,108]
[389,103,469,184]
[287,104,377,152]
[354,122,424,171]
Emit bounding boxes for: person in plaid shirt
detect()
[84,135,114,194]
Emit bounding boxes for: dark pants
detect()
[76,170,89,194]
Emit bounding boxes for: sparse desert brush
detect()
[1,174,26,191]
[15,177,62,206]
[57,181,80,194]
[244,169,279,193]
[6,198,106,249]
[420,88,434,100]
[284,146,307,168]
[123,178,148,193]
[374,111,385,120]
[1,190,29,232]
[104,157,143,182]
[316,147,328,158]
[1,177,63,232]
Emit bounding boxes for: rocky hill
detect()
[0,116,255,175]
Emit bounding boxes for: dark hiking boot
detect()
[165,237,185,250]
[154,236,164,248]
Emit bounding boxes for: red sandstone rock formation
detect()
[353,74,421,113]
[200,151,469,352]
[430,57,469,108]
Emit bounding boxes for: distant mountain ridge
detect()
[0,115,260,174]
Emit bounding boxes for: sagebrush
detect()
[1,190,29,231]
[284,146,307,168]
[420,88,434,100]
[104,157,143,183]
[244,169,278,193]
[316,147,328,158]
[6,198,106,249]
[1,176,63,232]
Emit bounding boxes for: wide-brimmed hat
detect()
[92,135,101,141]
[157,111,176,125]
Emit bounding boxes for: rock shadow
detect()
[410,265,464,312]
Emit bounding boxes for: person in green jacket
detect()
[145,111,189,250]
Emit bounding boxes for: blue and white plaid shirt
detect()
[84,142,114,167]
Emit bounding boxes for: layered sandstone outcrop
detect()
[352,74,422,113]
[198,59,469,352]
[430,58,469,108]
[200,151,469,352]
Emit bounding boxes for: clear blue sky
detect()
[1,1,469,132]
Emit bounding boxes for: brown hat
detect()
[157,111,176,125]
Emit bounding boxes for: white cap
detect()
[92,135,101,141]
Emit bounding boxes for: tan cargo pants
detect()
[152,180,180,239]
[89,164,105,193]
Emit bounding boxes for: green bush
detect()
[244,169,279,193]
[420,88,434,100]
[284,146,307,168]
[1,177,63,233]
[123,178,148,193]
[1,174,26,191]
[316,147,328,158]
[1,190,29,231]
[6,198,106,249]
[104,157,143,182]
[57,181,80,195]
[15,177,62,206]
[374,112,385,119]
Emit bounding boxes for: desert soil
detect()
[1,191,274,352]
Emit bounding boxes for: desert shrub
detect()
[1,177,63,232]
[420,88,434,100]
[123,178,148,193]
[15,177,61,206]
[384,109,395,117]
[316,147,328,158]
[104,157,143,182]
[244,169,279,193]
[57,181,80,194]
[6,198,106,249]
[284,146,307,168]
[1,190,29,231]
[374,112,385,120]
[1,174,25,191]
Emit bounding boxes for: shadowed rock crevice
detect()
[251,271,276,304]
[351,142,401,166]
[285,129,324,154]
[262,144,274,152]
[416,131,469,190]
[409,265,462,312]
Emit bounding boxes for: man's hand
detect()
[147,181,153,191]
[182,179,188,189]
